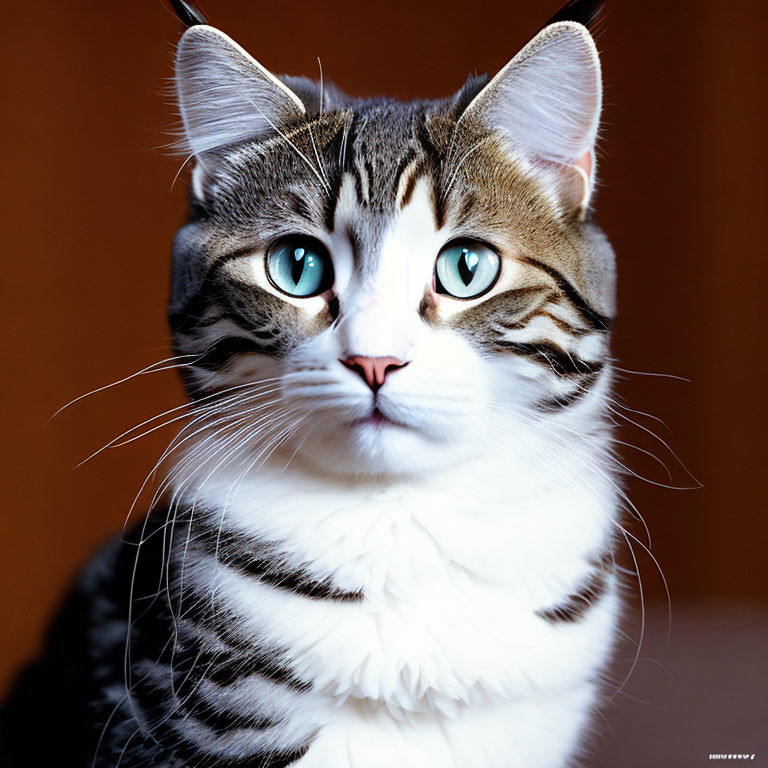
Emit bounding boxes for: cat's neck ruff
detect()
[172,422,617,599]
[168,430,619,727]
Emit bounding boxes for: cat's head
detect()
[168,0,615,479]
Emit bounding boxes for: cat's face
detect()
[169,22,615,478]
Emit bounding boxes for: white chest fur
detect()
[177,437,620,768]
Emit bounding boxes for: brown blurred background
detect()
[1,0,766,764]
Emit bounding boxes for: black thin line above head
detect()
[543,0,606,31]
[167,0,208,27]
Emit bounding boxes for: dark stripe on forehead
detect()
[415,117,445,229]
[323,189,339,232]
[394,146,417,187]
[352,163,366,205]
[394,146,419,208]
[364,160,375,193]
[287,192,313,223]
[400,169,419,209]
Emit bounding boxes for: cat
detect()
[1,0,621,766]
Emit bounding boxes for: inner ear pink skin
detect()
[575,150,592,177]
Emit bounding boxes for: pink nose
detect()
[340,355,409,392]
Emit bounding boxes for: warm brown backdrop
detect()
[1,0,766,763]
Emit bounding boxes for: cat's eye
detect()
[266,236,334,298]
[434,240,501,299]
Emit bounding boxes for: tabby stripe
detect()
[536,554,614,624]
[352,163,366,205]
[536,570,609,624]
[149,717,310,768]
[178,690,280,736]
[364,160,375,198]
[495,340,604,376]
[519,256,612,331]
[133,676,174,725]
[287,192,313,222]
[169,247,255,333]
[394,147,418,208]
[174,627,311,692]
[219,549,364,602]
[323,185,340,232]
[352,158,372,205]
[415,117,445,228]
[455,191,478,228]
[188,310,253,330]
[193,523,364,603]
[535,371,601,411]
[399,169,419,209]
[393,146,417,184]
[504,307,590,337]
[195,335,277,370]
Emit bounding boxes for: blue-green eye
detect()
[266,236,334,297]
[435,240,500,299]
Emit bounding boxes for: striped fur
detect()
[1,4,623,767]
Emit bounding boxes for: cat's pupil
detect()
[458,249,479,286]
[291,248,307,285]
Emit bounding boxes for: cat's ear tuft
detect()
[175,25,306,162]
[461,20,602,212]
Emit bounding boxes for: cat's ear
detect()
[461,19,602,213]
[175,25,306,163]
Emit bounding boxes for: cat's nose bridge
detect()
[336,286,416,361]
[338,313,408,361]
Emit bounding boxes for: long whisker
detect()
[78,381,283,467]
[49,353,203,421]
[118,392,284,534]
[611,364,691,383]
[607,402,700,487]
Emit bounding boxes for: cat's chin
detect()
[287,418,475,479]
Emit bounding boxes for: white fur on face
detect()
[272,180,508,477]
